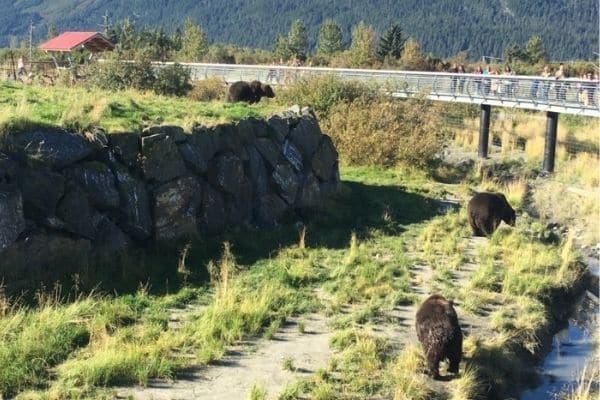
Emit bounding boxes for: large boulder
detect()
[0,153,19,185]
[199,184,226,234]
[111,164,153,240]
[255,193,288,228]
[178,127,220,175]
[8,128,97,169]
[109,132,141,168]
[311,135,339,181]
[17,168,65,221]
[56,185,96,239]
[92,215,131,256]
[213,123,248,161]
[65,161,120,210]
[153,176,203,241]
[141,133,187,182]
[282,140,303,172]
[297,173,322,208]
[272,163,299,205]
[208,153,247,199]
[266,115,291,143]
[248,146,269,197]
[255,138,281,168]
[142,125,187,142]
[0,187,25,250]
[288,116,322,160]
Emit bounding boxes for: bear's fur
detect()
[226,80,275,104]
[415,294,462,380]
[467,192,516,237]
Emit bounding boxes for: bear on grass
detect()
[467,192,516,237]
[415,294,463,380]
[226,80,275,104]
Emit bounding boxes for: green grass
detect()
[0,161,591,400]
[0,81,280,133]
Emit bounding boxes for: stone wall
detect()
[0,106,339,287]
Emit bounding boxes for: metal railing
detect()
[152,62,600,117]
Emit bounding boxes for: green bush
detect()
[89,57,155,92]
[323,95,448,169]
[279,75,377,115]
[153,63,193,96]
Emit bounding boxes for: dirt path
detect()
[117,313,331,400]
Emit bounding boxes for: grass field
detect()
[0,81,596,399]
[0,81,280,133]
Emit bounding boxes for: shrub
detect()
[279,75,377,115]
[188,77,227,101]
[153,63,193,96]
[322,95,448,169]
[89,57,155,92]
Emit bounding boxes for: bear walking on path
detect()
[416,294,463,380]
[467,192,516,237]
[226,80,275,104]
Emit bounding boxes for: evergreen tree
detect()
[47,23,57,40]
[178,18,209,62]
[524,36,546,64]
[287,19,308,61]
[171,27,183,51]
[504,43,525,63]
[274,33,292,61]
[376,23,405,61]
[118,18,136,50]
[317,19,344,55]
[102,12,118,44]
[349,21,376,67]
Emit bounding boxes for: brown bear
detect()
[467,192,516,237]
[415,294,462,380]
[226,80,275,104]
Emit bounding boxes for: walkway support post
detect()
[543,111,559,173]
[478,104,491,158]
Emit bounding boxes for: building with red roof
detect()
[39,32,114,53]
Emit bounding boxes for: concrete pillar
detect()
[543,111,559,173]
[478,104,491,158]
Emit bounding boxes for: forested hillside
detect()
[1,0,597,60]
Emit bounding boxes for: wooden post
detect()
[543,111,559,173]
[478,104,491,158]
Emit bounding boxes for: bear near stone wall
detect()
[467,192,516,237]
[415,294,463,380]
[226,80,275,104]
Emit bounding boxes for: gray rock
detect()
[311,135,339,181]
[301,107,316,118]
[111,164,153,240]
[93,215,131,256]
[248,147,269,196]
[17,168,65,221]
[255,193,288,228]
[143,125,187,142]
[288,116,322,160]
[298,173,322,208]
[141,133,187,182]
[154,176,203,241]
[266,115,290,143]
[255,138,281,168]
[0,188,25,250]
[109,132,141,168]
[178,127,219,175]
[0,234,91,283]
[272,163,299,204]
[199,184,226,234]
[56,185,96,239]
[213,123,246,159]
[289,104,302,115]
[0,153,19,185]
[235,117,262,143]
[66,161,120,210]
[282,140,304,172]
[208,153,247,199]
[9,128,97,169]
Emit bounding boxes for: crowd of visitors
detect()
[447,62,598,106]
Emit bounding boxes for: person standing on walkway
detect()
[541,64,552,100]
[554,63,566,102]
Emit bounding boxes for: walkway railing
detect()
[152,62,600,117]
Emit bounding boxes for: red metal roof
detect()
[39,32,114,53]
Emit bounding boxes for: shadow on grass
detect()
[11,178,444,299]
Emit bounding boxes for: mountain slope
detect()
[1,0,597,60]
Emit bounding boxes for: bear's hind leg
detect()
[426,353,442,380]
